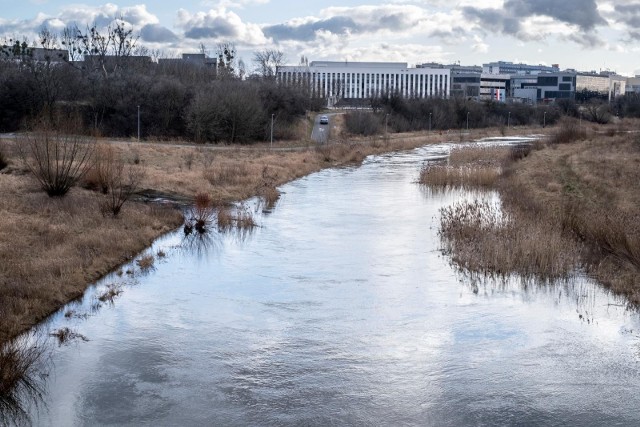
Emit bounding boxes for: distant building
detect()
[626,76,640,94]
[0,45,68,62]
[480,74,510,101]
[158,53,217,69]
[421,63,481,99]
[277,61,451,101]
[536,72,576,101]
[483,61,559,75]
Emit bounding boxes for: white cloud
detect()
[176,8,267,45]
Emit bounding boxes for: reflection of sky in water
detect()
[25,138,640,426]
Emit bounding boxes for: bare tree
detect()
[252,49,285,79]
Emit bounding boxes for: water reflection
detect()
[16,137,640,425]
[0,334,49,426]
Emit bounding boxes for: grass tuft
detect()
[97,284,123,304]
[136,254,155,270]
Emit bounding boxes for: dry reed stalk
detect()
[136,255,155,270]
[216,206,234,230]
[235,204,256,229]
[419,164,501,189]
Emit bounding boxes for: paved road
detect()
[311,114,332,144]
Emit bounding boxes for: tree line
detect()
[0,25,320,143]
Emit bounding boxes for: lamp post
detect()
[137,105,140,142]
[429,112,432,133]
[385,113,389,137]
[543,111,546,128]
[508,111,511,128]
[270,113,274,149]
[466,111,469,131]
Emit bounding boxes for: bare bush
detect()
[17,117,95,197]
[190,192,215,233]
[548,120,587,144]
[344,111,382,136]
[97,149,145,216]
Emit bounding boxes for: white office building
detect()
[277,61,450,100]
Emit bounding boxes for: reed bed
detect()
[431,128,640,303]
[419,164,501,189]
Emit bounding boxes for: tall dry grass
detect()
[435,129,640,303]
[420,164,501,189]
[440,199,581,279]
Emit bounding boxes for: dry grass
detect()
[436,123,640,303]
[548,119,587,145]
[216,205,234,230]
[235,204,257,229]
[448,145,511,168]
[97,284,124,304]
[136,255,155,271]
[420,164,501,189]
[0,171,182,345]
[440,199,581,279]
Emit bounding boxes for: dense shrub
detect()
[344,111,382,136]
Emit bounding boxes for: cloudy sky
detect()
[3,0,640,76]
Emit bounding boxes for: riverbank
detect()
[0,125,549,346]
[425,119,640,303]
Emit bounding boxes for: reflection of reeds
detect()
[0,334,49,426]
[181,228,222,259]
[49,327,89,345]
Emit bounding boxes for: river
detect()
[20,137,640,426]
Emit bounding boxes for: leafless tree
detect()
[252,49,285,79]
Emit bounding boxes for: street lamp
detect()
[543,111,546,128]
[137,105,140,142]
[466,111,469,131]
[385,113,389,137]
[270,113,274,149]
[508,111,511,128]
[429,112,432,133]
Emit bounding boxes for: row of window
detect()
[277,71,449,99]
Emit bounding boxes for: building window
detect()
[538,76,559,86]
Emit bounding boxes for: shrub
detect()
[17,116,94,197]
[191,192,215,233]
[548,120,587,145]
[344,111,382,136]
[97,148,146,217]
